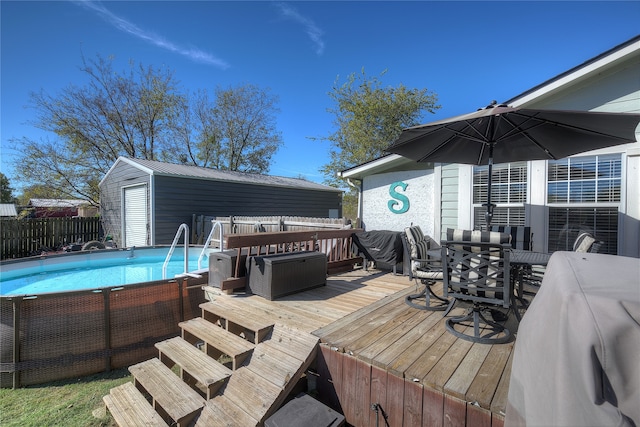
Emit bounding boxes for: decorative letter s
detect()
[388,181,410,214]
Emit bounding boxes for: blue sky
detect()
[1,1,639,192]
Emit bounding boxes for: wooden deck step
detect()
[195,397,259,427]
[246,342,305,389]
[219,367,283,423]
[267,325,320,361]
[103,382,168,427]
[201,300,274,344]
[128,358,205,427]
[155,337,233,399]
[179,317,255,370]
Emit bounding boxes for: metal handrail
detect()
[198,220,224,270]
[162,223,189,279]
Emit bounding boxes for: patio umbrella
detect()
[385,103,640,227]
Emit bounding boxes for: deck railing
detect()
[218,228,364,291]
[192,215,352,244]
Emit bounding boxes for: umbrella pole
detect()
[484,144,495,230]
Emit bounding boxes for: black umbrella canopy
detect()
[386,104,640,227]
[386,104,640,165]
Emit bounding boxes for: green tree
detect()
[11,55,184,204]
[193,84,283,173]
[0,172,15,203]
[319,69,440,219]
[9,55,284,203]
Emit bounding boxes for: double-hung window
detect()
[472,162,528,229]
[547,154,621,254]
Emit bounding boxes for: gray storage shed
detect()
[99,157,343,248]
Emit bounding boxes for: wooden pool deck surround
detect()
[204,267,516,427]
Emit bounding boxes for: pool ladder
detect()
[162,221,224,279]
[198,221,224,270]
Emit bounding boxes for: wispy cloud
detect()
[73,1,230,69]
[275,2,325,55]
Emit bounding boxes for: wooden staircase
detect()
[103,301,319,427]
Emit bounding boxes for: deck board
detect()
[422,328,475,391]
[205,267,520,426]
[354,310,425,363]
[466,343,514,409]
[444,342,493,401]
[386,314,448,378]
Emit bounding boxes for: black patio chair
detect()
[573,230,605,253]
[402,226,447,311]
[489,225,533,250]
[524,229,604,290]
[441,238,514,344]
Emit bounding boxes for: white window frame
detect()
[546,153,623,254]
[472,162,529,229]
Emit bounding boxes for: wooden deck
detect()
[204,267,515,427]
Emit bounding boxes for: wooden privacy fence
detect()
[1,217,102,260]
[192,215,351,245]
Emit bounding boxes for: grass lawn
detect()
[0,368,131,427]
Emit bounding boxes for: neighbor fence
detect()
[0,217,102,260]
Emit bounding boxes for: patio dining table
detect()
[510,249,551,267]
[509,249,551,307]
[505,251,640,426]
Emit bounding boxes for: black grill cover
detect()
[352,230,404,266]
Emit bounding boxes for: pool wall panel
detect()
[0,274,208,388]
[21,292,106,385]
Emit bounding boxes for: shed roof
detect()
[0,204,18,217]
[28,199,88,208]
[102,157,342,193]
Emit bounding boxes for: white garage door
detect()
[124,185,148,247]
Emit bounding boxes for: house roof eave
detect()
[338,154,422,180]
[506,35,640,107]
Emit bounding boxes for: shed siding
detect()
[101,159,342,247]
[99,162,151,246]
[151,175,342,244]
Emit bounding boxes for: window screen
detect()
[548,207,618,254]
[547,154,621,254]
[473,162,527,204]
[473,162,527,229]
[474,206,526,228]
[548,155,621,203]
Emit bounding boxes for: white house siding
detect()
[440,164,460,241]
[624,147,640,257]
[515,56,640,257]
[342,37,639,257]
[523,57,640,113]
[362,168,436,236]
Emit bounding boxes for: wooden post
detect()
[103,289,111,373]
[12,297,22,389]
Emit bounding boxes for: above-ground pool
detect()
[0,246,211,296]
[1,246,213,388]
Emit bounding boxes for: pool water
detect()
[0,248,209,296]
